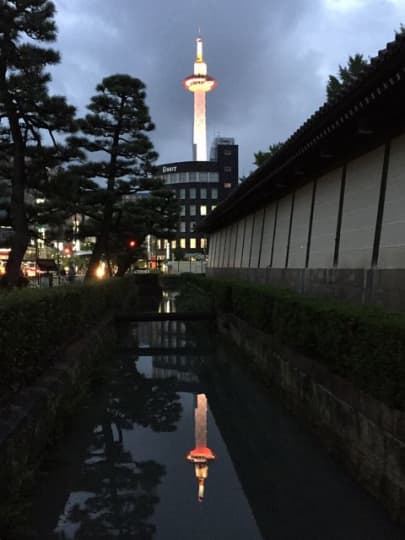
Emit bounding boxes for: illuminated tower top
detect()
[183,36,217,161]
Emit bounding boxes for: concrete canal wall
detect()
[0,316,116,533]
[217,312,405,524]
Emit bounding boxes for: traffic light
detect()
[63,244,72,255]
[128,239,138,249]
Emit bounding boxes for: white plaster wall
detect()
[241,214,254,267]
[250,209,264,268]
[230,222,239,267]
[339,146,383,268]
[308,169,341,268]
[379,134,405,268]
[272,195,292,268]
[288,183,313,268]
[235,217,245,267]
[259,202,276,268]
[207,232,216,268]
[222,226,230,268]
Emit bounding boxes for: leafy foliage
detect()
[0,276,138,404]
[326,53,369,102]
[180,275,405,410]
[0,0,77,286]
[253,142,284,168]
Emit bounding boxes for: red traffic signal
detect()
[128,239,138,249]
[63,244,73,255]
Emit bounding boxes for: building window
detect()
[211,188,218,199]
[200,205,207,216]
[208,172,219,183]
[211,205,216,211]
[189,171,197,181]
[199,172,208,181]
[180,222,186,232]
[224,183,232,188]
[180,205,186,216]
[189,187,196,199]
[200,187,207,199]
[190,205,196,216]
[201,238,207,250]
[190,238,197,249]
[171,240,177,249]
[224,166,232,172]
[180,238,186,249]
[179,188,186,199]
[224,149,232,156]
[190,221,196,232]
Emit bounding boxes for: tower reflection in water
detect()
[187,393,216,502]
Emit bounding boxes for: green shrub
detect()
[0,276,137,403]
[181,276,405,409]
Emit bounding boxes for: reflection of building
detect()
[187,393,216,502]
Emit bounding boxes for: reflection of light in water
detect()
[159,291,179,313]
[186,393,216,502]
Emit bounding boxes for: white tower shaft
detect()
[193,91,207,161]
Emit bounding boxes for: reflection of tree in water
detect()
[54,354,182,539]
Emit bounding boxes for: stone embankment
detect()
[218,313,405,524]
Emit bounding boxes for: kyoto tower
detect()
[186,393,216,502]
[183,36,217,161]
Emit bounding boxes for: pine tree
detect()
[254,142,284,168]
[326,54,369,102]
[68,74,160,280]
[0,0,76,286]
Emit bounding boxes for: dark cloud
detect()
[49,0,405,175]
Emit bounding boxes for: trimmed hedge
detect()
[0,277,137,403]
[180,274,405,410]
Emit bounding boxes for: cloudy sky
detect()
[49,0,405,177]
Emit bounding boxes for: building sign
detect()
[162,166,177,173]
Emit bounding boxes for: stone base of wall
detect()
[217,313,405,524]
[207,267,405,313]
[0,317,117,535]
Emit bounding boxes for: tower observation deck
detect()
[183,36,217,161]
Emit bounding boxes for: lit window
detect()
[180,205,186,216]
[211,188,218,199]
[180,222,186,232]
[201,238,207,249]
[211,205,216,211]
[179,188,186,199]
[171,240,177,249]
[224,182,232,188]
[200,188,207,199]
[189,188,196,199]
[190,205,196,216]
[180,238,186,249]
[190,238,197,249]
[200,205,207,216]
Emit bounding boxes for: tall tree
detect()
[69,74,158,280]
[326,53,369,102]
[254,141,284,168]
[0,0,76,287]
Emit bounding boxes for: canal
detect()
[28,291,405,539]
